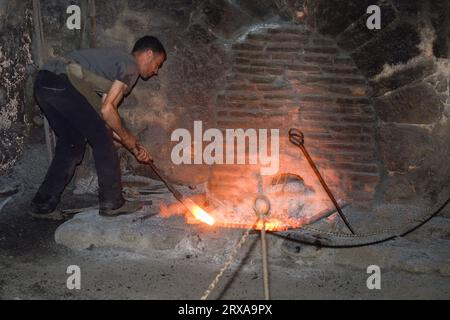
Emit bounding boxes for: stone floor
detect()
[53,201,450,277]
[1,144,449,299]
[55,210,254,260]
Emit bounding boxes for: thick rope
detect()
[259,216,270,300]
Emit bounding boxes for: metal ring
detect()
[289,128,304,147]
[253,195,271,217]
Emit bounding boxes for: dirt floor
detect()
[0,143,449,300]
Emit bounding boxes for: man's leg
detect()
[33,71,124,210]
[32,72,87,213]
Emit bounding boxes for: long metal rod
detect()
[289,129,356,234]
[146,162,186,204]
[254,196,271,300]
[300,144,355,234]
[147,161,193,212]
[260,216,270,300]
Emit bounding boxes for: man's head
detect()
[132,36,166,80]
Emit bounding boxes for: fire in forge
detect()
[0,0,449,304]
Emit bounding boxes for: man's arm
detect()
[101,80,137,151]
[101,81,152,163]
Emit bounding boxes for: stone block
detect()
[370,58,437,94]
[336,4,397,52]
[335,239,450,276]
[54,209,268,262]
[373,82,443,124]
[377,124,432,173]
[351,21,421,78]
[377,121,450,204]
[306,0,374,37]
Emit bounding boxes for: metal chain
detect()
[200,219,259,300]
[298,205,439,239]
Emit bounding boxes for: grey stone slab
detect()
[334,238,450,276]
[54,209,269,261]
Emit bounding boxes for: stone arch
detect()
[207,23,381,215]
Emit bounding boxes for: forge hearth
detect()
[2,0,450,301]
[208,25,380,213]
[199,173,345,231]
[53,189,450,277]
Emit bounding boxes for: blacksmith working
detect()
[31,36,166,217]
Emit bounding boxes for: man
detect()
[31,36,166,217]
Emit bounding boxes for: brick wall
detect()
[208,25,381,206]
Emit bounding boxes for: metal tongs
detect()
[289,128,356,234]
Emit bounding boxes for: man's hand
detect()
[132,144,153,164]
[121,134,138,151]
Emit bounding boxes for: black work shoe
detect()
[99,200,144,217]
[30,192,60,215]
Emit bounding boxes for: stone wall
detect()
[0,0,34,173]
[209,25,380,205]
[304,0,450,205]
[35,0,292,185]
[1,0,449,208]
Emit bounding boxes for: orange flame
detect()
[182,198,216,226]
[255,218,287,231]
[160,197,308,231]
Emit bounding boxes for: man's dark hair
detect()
[132,36,166,57]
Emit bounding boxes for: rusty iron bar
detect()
[254,195,271,300]
[288,128,356,235]
[144,161,215,224]
[259,218,270,300]
[145,161,185,203]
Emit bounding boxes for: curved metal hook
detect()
[289,128,305,147]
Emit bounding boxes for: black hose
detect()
[270,195,450,248]
[284,127,450,248]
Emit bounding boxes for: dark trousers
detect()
[34,70,123,206]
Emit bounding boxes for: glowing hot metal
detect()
[182,198,216,226]
[146,160,215,226]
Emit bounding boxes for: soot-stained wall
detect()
[305,0,450,205]
[35,0,293,185]
[0,0,33,173]
[1,0,449,208]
